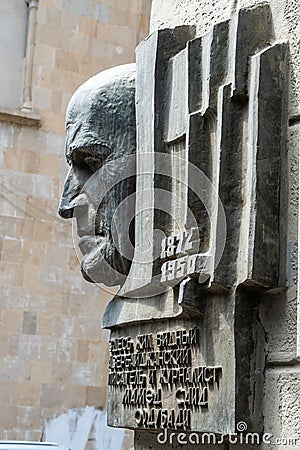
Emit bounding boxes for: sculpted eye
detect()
[84,156,103,170]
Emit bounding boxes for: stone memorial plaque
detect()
[107,322,224,432]
[56,1,293,448]
[104,4,288,439]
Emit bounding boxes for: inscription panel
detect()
[107,320,232,434]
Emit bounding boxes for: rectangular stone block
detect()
[18,335,40,359]
[2,356,31,383]
[62,384,86,408]
[22,264,39,290]
[71,362,97,386]
[37,313,53,336]
[50,91,63,115]
[77,340,89,363]
[51,361,72,383]
[1,309,22,334]
[0,382,12,405]
[0,406,17,429]
[86,386,106,408]
[12,383,40,406]
[37,24,63,48]
[30,360,53,384]
[0,237,22,263]
[0,262,23,287]
[57,338,75,362]
[88,341,108,365]
[17,406,41,428]
[41,384,62,407]
[3,148,24,172]
[55,49,79,73]
[32,87,53,111]
[22,311,37,335]
[78,16,98,35]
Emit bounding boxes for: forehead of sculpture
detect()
[66,64,136,125]
[65,64,136,158]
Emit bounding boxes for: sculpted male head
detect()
[58,64,136,286]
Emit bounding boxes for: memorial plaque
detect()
[103,4,288,440]
[56,1,290,446]
[107,322,223,432]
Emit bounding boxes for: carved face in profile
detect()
[58,64,136,287]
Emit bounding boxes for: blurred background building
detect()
[0,1,151,448]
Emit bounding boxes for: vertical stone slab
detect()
[214,83,246,287]
[187,112,213,253]
[120,26,195,296]
[187,38,202,114]
[209,20,230,109]
[234,4,274,95]
[250,44,288,286]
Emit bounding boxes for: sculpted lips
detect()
[78,235,106,255]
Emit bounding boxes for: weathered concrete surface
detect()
[263,368,300,449]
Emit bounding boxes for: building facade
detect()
[0,1,151,448]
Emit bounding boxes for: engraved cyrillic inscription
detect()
[108,327,222,430]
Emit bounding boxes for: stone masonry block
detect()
[30,360,52,384]
[2,357,31,383]
[0,406,17,429]
[17,406,41,429]
[0,309,22,334]
[71,362,97,386]
[77,340,89,363]
[12,383,40,407]
[0,238,22,263]
[0,382,12,405]
[62,384,86,408]
[32,87,53,111]
[51,91,63,115]
[78,16,98,35]
[45,6,62,27]
[85,386,107,408]
[37,313,53,336]
[40,384,62,408]
[22,311,37,335]
[88,341,108,365]
[96,3,110,23]
[36,24,63,48]
[51,361,72,383]
[0,262,23,287]
[18,335,40,359]
[3,149,24,172]
[55,49,79,73]
[39,337,57,359]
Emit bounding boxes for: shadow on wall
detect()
[44,407,125,450]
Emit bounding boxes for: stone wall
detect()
[0,0,151,447]
[150,0,300,448]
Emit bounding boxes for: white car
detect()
[0,443,70,450]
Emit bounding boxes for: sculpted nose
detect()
[58,169,81,219]
[58,200,74,219]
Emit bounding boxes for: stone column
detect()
[21,0,39,112]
